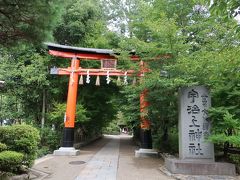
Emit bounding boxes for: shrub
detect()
[0,143,7,152]
[37,146,50,158]
[0,125,40,167]
[103,120,120,135]
[39,127,60,152]
[152,131,178,154]
[0,151,24,173]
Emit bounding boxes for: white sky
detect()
[236,15,240,23]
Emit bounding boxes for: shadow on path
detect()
[117,134,172,180]
[31,136,110,180]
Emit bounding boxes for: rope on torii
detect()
[106,71,110,84]
[51,67,138,86]
[124,71,128,85]
[86,70,90,84]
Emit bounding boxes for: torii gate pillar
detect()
[54,57,80,155]
[135,62,157,157]
[139,89,152,149]
[135,89,158,157]
[63,58,79,147]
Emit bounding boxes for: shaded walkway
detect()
[31,135,172,180]
[31,136,110,180]
[117,135,171,180]
[75,135,119,179]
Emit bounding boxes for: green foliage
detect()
[113,85,140,131]
[39,127,60,152]
[209,110,240,146]
[54,0,106,47]
[152,131,179,154]
[103,111,129,135]
[0,151,24,174]
[0,125,40,167]
[101,0,140,36]
[77,83,119,137]
[209,0,240,19]
[37,146,50,158]
[0,0,64,45]
[113,0,240,154]
[103,120,120,135]
[48,102,89,126]
[115,111,128,126]
[47,102,66,128]
[0,45,51,124]
[229,154,240,169]
[0,143,7,152]
[0,0,122,145]
[1,0,240,159]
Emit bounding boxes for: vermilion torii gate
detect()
[46,43,159,155]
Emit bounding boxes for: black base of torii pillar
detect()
[136,129,157,157]
[140,129,152,149]
[62,127,75,147]
[54,127,79,156]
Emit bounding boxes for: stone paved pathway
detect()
[31,137,110,180]
[31,135,240,180]
[117,135,172,180]
[75,135,119,180]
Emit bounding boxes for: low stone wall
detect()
[73,125,102,149]
[74,135,103,149]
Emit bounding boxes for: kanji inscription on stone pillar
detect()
[179,86,214,160]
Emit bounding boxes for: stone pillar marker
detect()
[179,86,214,161]
[165,85,236,176]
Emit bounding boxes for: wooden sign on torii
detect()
[46,43,169,155]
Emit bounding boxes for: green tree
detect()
[0,0,64,45]
[115,0,240,153]
[48,0,122,143]
[0,45,50,125]
[54,0,103,46]
[209,0,240,19]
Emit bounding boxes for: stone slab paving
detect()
[75,135,119,180]
[117,135,173,180]
[31,136,110,180]
[31,135,240,180]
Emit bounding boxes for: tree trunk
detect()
[224,141,229,157]
[41,89,46,129]
[0,95,2,126]
[162,126,168,142]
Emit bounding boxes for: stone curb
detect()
[28,168,50,180]
[0,173,29,180]
[159,165,237,180]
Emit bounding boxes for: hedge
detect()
[0,151,24,173]
[0,143,7,152]
[0,125,40,167]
